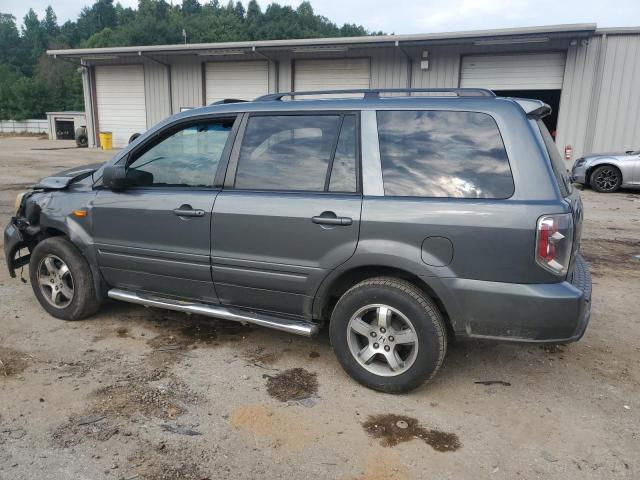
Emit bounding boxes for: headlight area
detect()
[14,191,28,216]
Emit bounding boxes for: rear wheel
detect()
[590,165,621,193]
[329,277,447,393]
[29,237,101,320]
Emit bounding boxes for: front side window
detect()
[234,114,357,192]
[377,110,514,199]
[127,119,234,187]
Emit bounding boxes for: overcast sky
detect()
[3,0,639,34]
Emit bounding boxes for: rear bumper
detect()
[443,255,592,343]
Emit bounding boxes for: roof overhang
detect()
[48,23,597,60]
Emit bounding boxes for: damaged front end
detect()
[5,191,45,277]
[4,163,101,278]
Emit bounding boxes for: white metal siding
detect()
[143,59,171,126]
[205,61,269,103]
[95,65,147,148]
[171,56,203,112]
[294,59,371,95]
[460,53,566,90]
[590,34,640,153]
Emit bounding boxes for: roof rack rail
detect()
[210,98,249,105]
[255,88,495,101]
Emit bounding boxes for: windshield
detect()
[535,119,573,197]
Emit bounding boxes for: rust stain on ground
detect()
[228,404,312,450]
[362,414,460,452]
[351,447,410,480]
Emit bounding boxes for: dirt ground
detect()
[0,136,638,480]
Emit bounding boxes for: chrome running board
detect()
[107,288,318,337]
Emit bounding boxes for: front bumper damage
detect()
[4,217,39,278]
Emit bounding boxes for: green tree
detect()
[42,6,59,37]
[0,0,382,120]
[0,14,21,68]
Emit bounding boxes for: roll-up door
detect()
[460,53,566,90]
[205,61,269,103]
[294,58,371,95]
[95,65,147,148]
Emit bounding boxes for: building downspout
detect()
[396,41,413,90]
[141,53,173,115]
[253,46,280,93]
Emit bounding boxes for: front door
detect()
[92,117,237,303]
[211,113,362,317]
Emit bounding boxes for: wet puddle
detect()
[264,368,318,402]
[362,414,461,452]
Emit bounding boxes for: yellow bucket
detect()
[99,131,113,150]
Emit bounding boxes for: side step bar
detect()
[107,288,319,337]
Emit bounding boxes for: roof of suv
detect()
[175,88,548,120]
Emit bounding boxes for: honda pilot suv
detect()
[5,88,591,393]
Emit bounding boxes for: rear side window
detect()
[235,114,357,192]
[377,110,514,199]
[535,119,572,196]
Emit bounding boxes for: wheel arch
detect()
[314,265,457,338]
[586,162,623,185]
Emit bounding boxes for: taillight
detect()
[536,213,573,275]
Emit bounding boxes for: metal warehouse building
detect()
[49,23,640,159]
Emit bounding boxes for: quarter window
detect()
[377,110,514,199]
[235,114,357,192]
[126,120,234,188]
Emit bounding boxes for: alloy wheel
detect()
[37,254,74,308]
[594,167,620,191]
[346,304,419,377]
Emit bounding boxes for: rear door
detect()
[92,115,238,303]
[211,112,362,317]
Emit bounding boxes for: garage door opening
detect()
[54,120,75,140]
[495,89,561,137]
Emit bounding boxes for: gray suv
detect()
[4,88,591,392]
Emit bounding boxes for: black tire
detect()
[590,165,622,193]
[329,277,447,393]
[75,127,88,148]
[29,237,101,321]
[128,132,141,144]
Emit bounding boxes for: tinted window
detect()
[536,119,572,196]
[127,120,233,187]
[235,115,349,192]
[329,115,357,192]
[377,110,514,198]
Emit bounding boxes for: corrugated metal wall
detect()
[143,60,171,125]
[81,33,640,156]
[170,56,203,112]
[590,34,640,152]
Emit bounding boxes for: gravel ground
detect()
[0,137,639,480]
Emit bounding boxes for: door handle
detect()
[312,211,352,226]
[173,205,206,218]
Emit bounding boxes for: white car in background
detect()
[571,150,640,193]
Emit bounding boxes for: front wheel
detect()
[590,165,622,193]
[329,277,447,393]
[29,237,101,320]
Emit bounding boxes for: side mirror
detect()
[102,164,129,190]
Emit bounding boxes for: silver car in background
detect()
[572,150,640,192]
